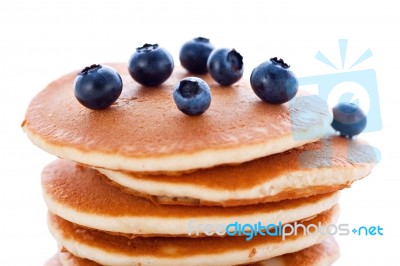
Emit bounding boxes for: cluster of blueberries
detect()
[73,37,366,138]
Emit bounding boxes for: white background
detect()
[1,0,398,265]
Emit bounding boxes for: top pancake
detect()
[22,63,331,172]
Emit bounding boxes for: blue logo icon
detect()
[298,39,381,132]
[292,39,381,166]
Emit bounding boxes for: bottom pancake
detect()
[47,206,339,266]
[251,236,339,266]
[44,237,340,266]
[47,237,339,266]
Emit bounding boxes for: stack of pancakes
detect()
[23,63,376,265]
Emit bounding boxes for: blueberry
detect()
[128,43,174,87]
[173,77,211,116]
[207,48,243,86]
[250,57,298,104]
[74,64,122,110]
[179,37,214,74]
[331,102,367,138]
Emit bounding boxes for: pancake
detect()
[48,206,339,266]
[98,135,377,206]
[22,63,332,173]
[50,237,339,266]
[42,159,339,236]
[250,236,339,266]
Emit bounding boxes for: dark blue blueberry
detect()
[173,77,211,116]
[179,37,214,74]
[74,64,122,110]
[250,57,298,104]
[128,43,174,87]
[207,48,243,86]
[331,102,367,138]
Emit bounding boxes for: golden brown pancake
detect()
[42,159,340,236]
[51,237,339,266]
[48,206,339,266]
[249,236,339,266]
[98,135,377,206]
[22,63,332,173]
